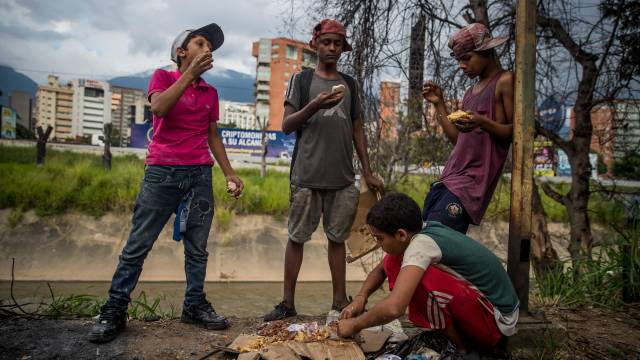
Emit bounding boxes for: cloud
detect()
[0,0,296,83]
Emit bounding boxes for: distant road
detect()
[2,139,639,187]
[0,139,290,172]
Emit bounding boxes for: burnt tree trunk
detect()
[103,123,112,171]
[407,10,426,131]
[531,180,560,278]
[36,125,53,166]
[537,13,599,260]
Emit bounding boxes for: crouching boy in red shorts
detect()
[337,192,519,358]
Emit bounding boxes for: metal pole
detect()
[507,0,537,314]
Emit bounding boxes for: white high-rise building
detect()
[219,100,257,130]
[71,79,112,138]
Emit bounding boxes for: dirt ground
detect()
[540,304,640,359]
[1,305,639,360]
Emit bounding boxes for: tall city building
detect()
[379,81,401,138]
[71,79,111,138]
[34,75,74,140]
[219,100,257,130]
[9,91,33,131]
[252,37,317,131]
[613,100,640,158]
[111,86,150,146]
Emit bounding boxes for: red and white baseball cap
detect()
[309,19,353,52]
[448,23,507,59]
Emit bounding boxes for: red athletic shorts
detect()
[384,254,503,349]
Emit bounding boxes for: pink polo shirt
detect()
[145,69,219,165]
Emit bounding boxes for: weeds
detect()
[214,206,235,232]
[0,145,290,217]
[0,145,625,225]
[0,259,176,320]
[7,206,24,227]
[532,233,640,308]
[532,327,566,360]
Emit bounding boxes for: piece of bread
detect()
[331,84,346,94]
[447,110,471,123]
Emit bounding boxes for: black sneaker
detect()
[263,301,297,322]
[88,304,127,343]
[181,299,229,330]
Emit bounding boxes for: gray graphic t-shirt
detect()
[284,72,362,189]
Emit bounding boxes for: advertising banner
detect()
[129,125,296,160]
[534,139,555,177]
[556,149,599,179]
[1,106,17,139]
[130,122,153,148]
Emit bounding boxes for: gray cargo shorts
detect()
[288,184,360,244]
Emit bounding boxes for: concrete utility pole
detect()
[507,0,536,313]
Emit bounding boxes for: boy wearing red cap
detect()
[263,19,384,321]
[421,23,514,234]
[88,23,243,343]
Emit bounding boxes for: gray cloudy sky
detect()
[0,0,307,82]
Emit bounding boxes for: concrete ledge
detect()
[507,314,567,353]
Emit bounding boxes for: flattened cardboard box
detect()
[228,334,365,360]
[346,177,380,263]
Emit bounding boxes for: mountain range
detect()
[0,65,255,107]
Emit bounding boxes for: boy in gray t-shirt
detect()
[263,19,384,321]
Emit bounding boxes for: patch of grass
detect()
[4,284,176,320]
[128,291,164,320]
[0,145,627,226]
[532,232,640,308]
[46,293,106,318]
[0,145,290,217]
[532,327,566,360]
[218,234,234,247]
[214,206,235,232]
[7,206,24,227]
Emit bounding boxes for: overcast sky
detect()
[0,0,310,83]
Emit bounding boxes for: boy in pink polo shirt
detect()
[89,23,244,343]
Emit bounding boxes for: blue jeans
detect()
[107,165,214,309]
[422,182,471,234]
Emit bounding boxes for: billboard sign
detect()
[130,122,153,148]
[1,106,17,139]
[218,129,296,159]
[556,149,599,179]
[534,139,555,176]
[129,126,296,160]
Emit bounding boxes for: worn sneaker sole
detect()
[180,314,229,330]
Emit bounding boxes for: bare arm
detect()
[433,102,459,145]
[340,260,387,320]
[473,72,514,141]
[282,103,318,134]
[150,53,212,117]
[353,115,385,193]
[338,265,424,337]
[422,81,459,145]
[282,91,344,134]
[208,122,243,197]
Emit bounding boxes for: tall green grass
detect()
[0,145,627,225]
[532,233,640,308]
[0,145,290,217]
